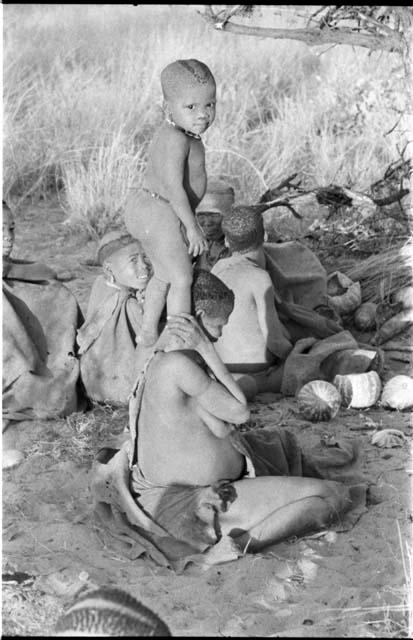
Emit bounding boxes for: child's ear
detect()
[224,238,229,248]
[103,262,115,285]
[162,99,171,118]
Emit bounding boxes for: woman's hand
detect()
[165,313,247,406]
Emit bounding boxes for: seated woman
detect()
[77,230,152,405]
[92,270,366,571]
[2,200,84,426]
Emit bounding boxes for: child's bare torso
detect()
[143,124,207,211]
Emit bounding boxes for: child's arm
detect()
[158,129,207,256]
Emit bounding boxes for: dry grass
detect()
[345,240,413,303]
[24,404,128,466]
[3,5,407,235]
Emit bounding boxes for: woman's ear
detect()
[264,231,269,242]
[103,262,115,285]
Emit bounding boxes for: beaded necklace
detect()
[165,115,201,140]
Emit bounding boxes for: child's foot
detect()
[136,329,159,347]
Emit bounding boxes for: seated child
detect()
[212,205,380,398]
[77,230,152,405]
[3,200,84,426]
[193,178,233,271]
[124,59,217,347]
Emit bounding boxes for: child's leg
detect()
[137,277,169,346]
[125,192,193,345]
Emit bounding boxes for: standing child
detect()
[125,59,216,346]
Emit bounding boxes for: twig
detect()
[261,199,302,219]
[204,145,269,190]
[384,113,404,137]
[373,189,410,206]
[396,519,409,585]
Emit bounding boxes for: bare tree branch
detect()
[198,5,408,54]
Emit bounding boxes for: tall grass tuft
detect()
[3,5,407,235]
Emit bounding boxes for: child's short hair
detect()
[161,59,215,99]
[222,205,265,252]
[192,269,234,318]
[97,230,141,266]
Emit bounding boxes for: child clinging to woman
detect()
[125,59,216,346]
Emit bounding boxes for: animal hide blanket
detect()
[91,429,367,572]
[263,241,327,310]
[77,276,144,405]
[3,260,84,424]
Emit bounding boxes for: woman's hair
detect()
[222,206,265,252]
[192,269,234,317]
[97,231,142,266]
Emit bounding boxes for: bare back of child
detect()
[125,59,216,346]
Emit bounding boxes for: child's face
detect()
[196,212,223,240]
[166,81,216,136]
[106,244,152,290]
[3,207,15,258]
[197,309,231,342]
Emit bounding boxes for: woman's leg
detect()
[219,475,351,552]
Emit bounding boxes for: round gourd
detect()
[353,302,377,331]
[333,370,381,409]
[296,380,341,422]
[380,375,413,410]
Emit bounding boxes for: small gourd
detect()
[296,380,341,422]
[353,302,377,331]
[371,429,407,448]
[372,308,413,345]
[2,449,25,470]
[327,272,362,317]
[380,375,413,411]
[392,286,413,310]
[333,370,381,409]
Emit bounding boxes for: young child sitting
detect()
[124,58,217,346]
[77,230,152,405]
[193,178,233,272]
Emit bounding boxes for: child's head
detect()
[3,201,15,259]
[192,268,234,341]
[161,59,216,136]
[222,205,265,253]
[196,179,234,241]
[98,231,152,290]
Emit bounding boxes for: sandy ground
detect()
[2,201,412,637]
